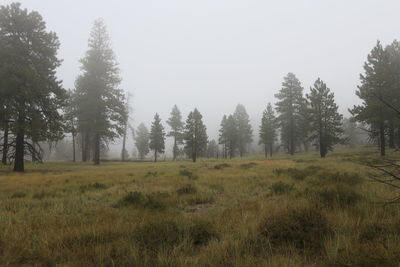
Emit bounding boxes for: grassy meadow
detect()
[1,148,400,266]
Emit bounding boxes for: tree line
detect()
[0,3,393,172]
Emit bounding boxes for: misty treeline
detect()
[0,3,390,172]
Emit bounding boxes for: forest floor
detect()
[1,148,400,266]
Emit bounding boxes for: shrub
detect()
[214,163,231,170]
[240,162,257,169]
[10,191,27,198]
[270,181,294,195]
[176,184,197,195]
[144,171,158,177]
[274,166,322,180]
[259,205,331,252]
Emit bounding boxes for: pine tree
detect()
[167,105,184,160]
[350,41,391,156]
[307,78,343,157]
[218,115,228,159]
[207,140,219,158]
[0,3,67,172]
[135,123,150,160]
[149,113,165,162]
[259,103,277,157]
[184,108,208,162]
[75,19,126,164]
[225,115,238,158]
[233,104,253,157]
[275,73,306,155]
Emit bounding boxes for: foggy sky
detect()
[3,0,400,154]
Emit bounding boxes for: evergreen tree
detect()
[75,19,126,164]
[350,41,391,156]
[184,108,208,162]
[218,115,228,159]
[225,115,238,158]
[233,104,253,157]
[259,103,277,157]
[275,73,306,155]
[167,105,184,160]
[135,123,149,160]
[0,3,67,172]
[64,90,78,162]
[149,113,165,162]
[206,140,219,158]
[307,78,343,157]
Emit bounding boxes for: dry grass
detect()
[0,148,400,266]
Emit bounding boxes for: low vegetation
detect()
[1,148,400,266]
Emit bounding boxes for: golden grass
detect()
[0,148,400,266]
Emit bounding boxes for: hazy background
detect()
[3,0,400,155]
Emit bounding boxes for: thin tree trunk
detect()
[2,122,9,165]
[388,123,395,149]
[154,150,157,162]
[93,133,100,165]
[173,136,177,161]
[121,124,127,161]
[13,129,24,172]
[269,143,273,157]
[72,132,76,162]
[380,121,386,156]
[264,144,268,158]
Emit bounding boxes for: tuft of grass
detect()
[116,191,166,211]
[179,169,198,180]
[187,195,215,205]
[10,191,27,198]
[79,182,107,192]
[259,205,331,252]
[32,191,57,200]
[274,165,323,180]
[310,185,362,208]
[270,181,294,195]
[214,163,231,170]
[240,162,257,169]
[316,172,363,186]
[176,184,197,195]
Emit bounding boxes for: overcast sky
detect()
[3,0,400,152]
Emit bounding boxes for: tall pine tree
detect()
[275,73,307,155]
[149,113,165,162]
[167,105,184,161]
[350,41,391,156]
[75,19,126,164]
[233,104,253,157]
[184,108,208,162]
[307,78,343,157]
[0,3,66,171]
[135,123,150,160]
[259,103,277,157]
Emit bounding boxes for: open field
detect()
[1,149,400,266]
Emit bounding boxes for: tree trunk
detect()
[93,133,100,165]
[154,150,157,162]
[380,121,386,156]
[81,133,87,162]
[2,122,9,165]
[173,137,177,161]
[13,129,24,172]
[270,143,273,157]
[72,132,76,162]
[192,152,196,162]
[388,123,395,149]
[264,144,268,158]
[121,124,127,161]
